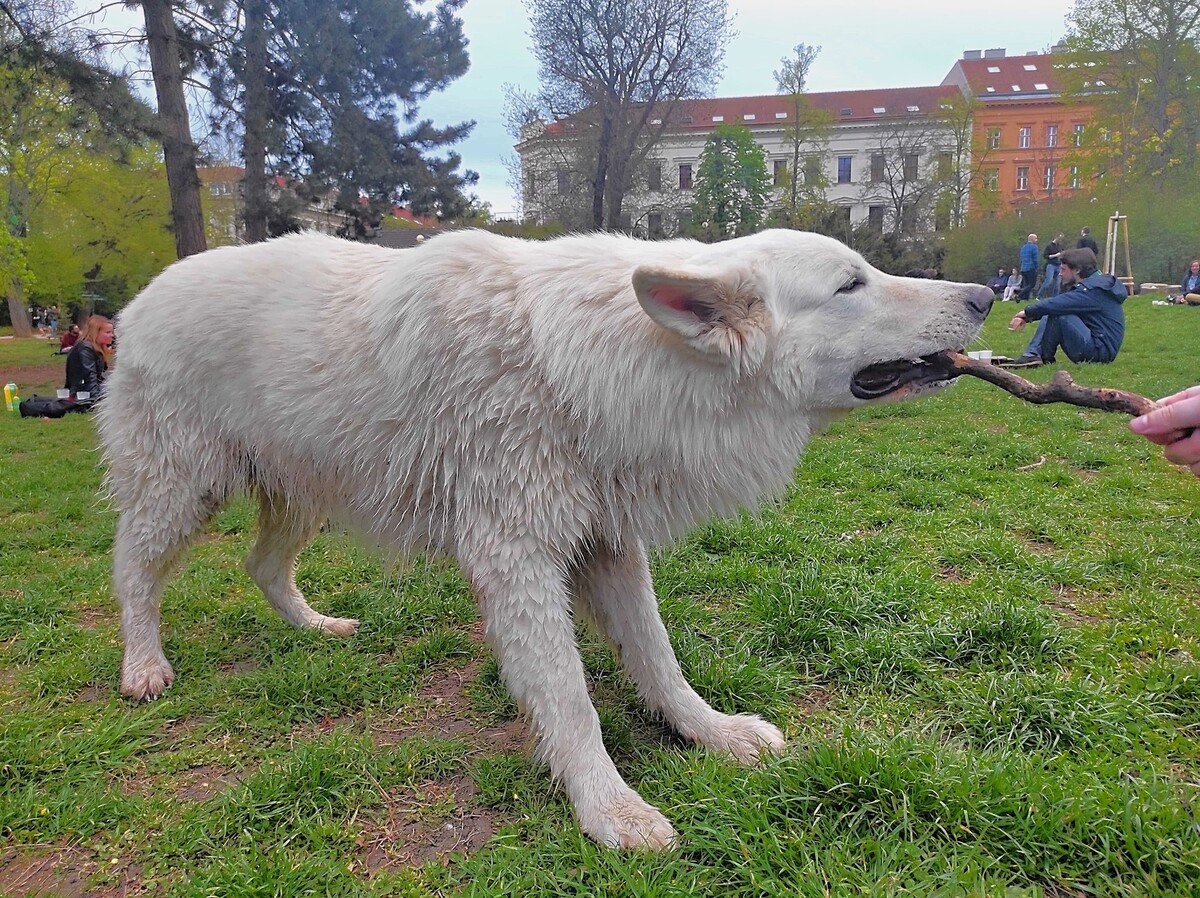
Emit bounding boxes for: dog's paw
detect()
[578,792,677,850]
[317,616,360,637]
[120,655,175,702]
[699,713,785,764]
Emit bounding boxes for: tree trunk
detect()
[591,109,613,231]
[141,0,207,258]
[6,286,32,338]
[241,0,269,243]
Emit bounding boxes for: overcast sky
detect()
[85,0,1079,219]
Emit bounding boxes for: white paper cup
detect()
[977,350,993,364]
[56,389,70,399]
[967,351,981,360]
[76,391,90,401]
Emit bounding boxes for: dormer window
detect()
[907,105,919,112]
[840,107,852,116]
[775,112,787,119]
[712,115,724,122]
[1035,83,1049,90]
[987,65,1001,73]
[1023,64,1037,71]
[873,106,886,114]
[743,114,755,121]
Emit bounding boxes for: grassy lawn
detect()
[2,296,1199,897]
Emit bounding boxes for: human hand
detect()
[1130,386,1200,474]
[1008,314,1026,331]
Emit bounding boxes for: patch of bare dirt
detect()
[355,775,505,873]
[936,566,970,584]
[0,363,64,391]
[1017,533,1058,555]
[1045,585,1105,626]
[216,659,261,676]
[1070,466,1102,483]
[798,686,836,715]
[76,607,111,630]
[0,844,144,898]
[171,764,249,802]
[372,657,529,755]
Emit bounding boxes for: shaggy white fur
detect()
[99,228,992,848]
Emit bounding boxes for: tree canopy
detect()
[690,123,771,241]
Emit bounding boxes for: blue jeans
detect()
[1037,263,1060,298]
[1024,314,1099,362]
[1018,269,1037,300]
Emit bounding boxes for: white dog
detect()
[99,229,992,848]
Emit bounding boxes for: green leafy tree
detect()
[200,0,477,241]
[690,123,771,241]
[1062,0,1200,179]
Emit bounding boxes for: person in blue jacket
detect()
[1006,247,1126,367]
[1017,233,1040,300]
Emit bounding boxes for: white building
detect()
[517,84,965,237]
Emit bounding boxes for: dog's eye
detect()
[837,278,864,295]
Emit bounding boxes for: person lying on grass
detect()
[1007,248,1126,368]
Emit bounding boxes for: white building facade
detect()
[517,84,966,237]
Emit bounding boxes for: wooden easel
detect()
[1103,211,1134,292]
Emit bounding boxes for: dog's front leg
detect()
[463,543,676,849]
[575,539,785,764]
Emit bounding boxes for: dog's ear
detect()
[632,264,771,376]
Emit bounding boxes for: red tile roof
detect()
[543,84,963,135]
[944,53,1065,100]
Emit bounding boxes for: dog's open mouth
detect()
[850,353,959,399]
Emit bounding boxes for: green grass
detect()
[3,296,1200,896]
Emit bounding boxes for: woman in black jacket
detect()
[65,314,115,399]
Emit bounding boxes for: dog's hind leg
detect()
[245,489,359,637]
[462,541,676,850]
[575,539,785,765]
[113,476,225,702]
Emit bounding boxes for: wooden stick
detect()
[932,351,1157,417]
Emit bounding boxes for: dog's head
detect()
[632,229,993,410]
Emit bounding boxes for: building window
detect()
[986,127,1001,150]
[937,152,953,180]
[1018,126,1031,149]
[1016,166,1030,191]
[210,182,230,196]
[841,206,852,228]
[870,153,884,183]
[1043,165,1055,190]
[1073,123,1085,147]
[648,212,663,238]
[837,155,852,184]
[983,169,999,191]
[679,163,692,190]
[868,205,884,231]
[935,206,950,232]
[804,155,822,184]
[557,170,570,194]
[903,153,919,181]
[1069,165,1080,189]
[1046,124,1058,147]
[773,159,787,187]
[648,164,662,192]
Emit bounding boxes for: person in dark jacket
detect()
[1017,233,1040,300]
[1037,232,1065,298]
[65,314,114,399]
[1077,227,1099,254]
[1006,248,1126,366]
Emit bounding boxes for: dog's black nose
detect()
[967,286,994,318]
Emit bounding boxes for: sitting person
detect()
[1001,269,1023,301]
[986,267,1008,295]
[65,315,114,400]
[1183,260,1200,306]
[57,324,80,354]
[1007,248,1126,367]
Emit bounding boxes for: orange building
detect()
[942,49,1098,217]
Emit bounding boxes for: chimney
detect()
[963,50,982,60]
[983,48,1006,59]
[1050,42,1067,54]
